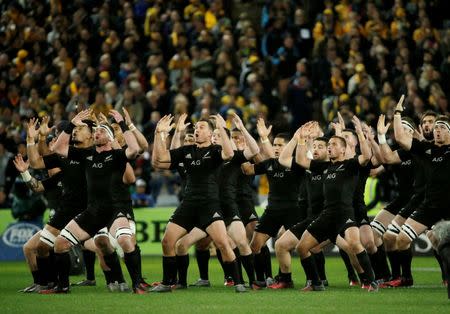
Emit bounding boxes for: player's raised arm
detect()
[13,154,45,193]
[153,115,174,166]
[52,109,91,157]
[392,95,412,151]
[26,117,46,169]
[377,114,402,164]
[170,113,190,150]
[279,127,301,168]
[213,114,234,160]
[231,112,260,159]
[256,118,275,159]
[352,115,371,165]
[122,107,149,153]
[37,116,54,156]
[296,125,312,169]
[110,110,139,160]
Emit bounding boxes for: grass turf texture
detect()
[0,256,447,313]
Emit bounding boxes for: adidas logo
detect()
[87,156,93,161]
[186,153,192,159]
[346,219,353,223]
[268,165,273,171]
[233,215,240,220]
[361,219,367,223]
[213,212,221,218]
[249,214,257,219]
[425,149,431,155]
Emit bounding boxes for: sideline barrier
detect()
[0,208,434,260]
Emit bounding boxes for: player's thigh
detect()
[275,230,299,252]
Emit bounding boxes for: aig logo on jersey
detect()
[401,160,412,166]
[432,157,443,163]
[92,162,103,168]
[326,173,336,179]
[273,172,284,178]
[190,160,201,166]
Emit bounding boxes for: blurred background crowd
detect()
[0,0,449,214]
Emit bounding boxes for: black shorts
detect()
[409,204,449,229]
[237,199,258,226]
[290,218,313,240]
[307,210,357,244]
[354,207,370,226]
[255,208,302,238]
[398,192,424,219]
[384,194,408,215]
[74,208,117,237]
[169,200,223,232]
[48,207,84,231]
[220,200,241,226]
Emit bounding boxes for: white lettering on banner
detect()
[2,223,41,248]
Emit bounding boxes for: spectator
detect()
[131,179,155,208]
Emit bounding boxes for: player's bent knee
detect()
[36,240,51,257]
[175,240,189,255]
[54,235,72,253]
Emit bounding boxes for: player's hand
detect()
[109,109,124,123]
[156,115,173,133]
[71,109,90,126]
[352,115,363,134]
[211,114,226,129]
[231,112,245,131]
[415,125,425,141]
[256,118,272,139]
[122,107,132,126]
[362,122,375,141]
[13,154,29,173]
[337,111,346,130]
[176,113,191,132]
[26,117,39,140]
[377,114,390,135]
[395,94,405,113]
[38,116,54,136]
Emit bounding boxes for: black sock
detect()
[176,254,189,286]
[124,249,141,288]
[103,270,114,284]
[339,249,357,281]
[358,271,368,284]
[398,248,412,279]
[31,270,40,284]
[216,249,227,278]
[162,256,177,285]
[36,256,51,286]
[261,246,273,278]
[279,272,292,282]
[300,255,320,285]
[240,254,255,285]
[82,250,96,281]
[254,252,265,281]
[375,244,391,279]
[55,252,71,289]
[135,245,143,281]
[224,259,241,285]
[103,252,125,284]
[433,249,447,281]
[369,252,381,280]
[195,249,210,280]
[313,252,326,281]
[48,251,57,283]
[233,248,243,284]
[356,251,375,283]
[387,250,401,279]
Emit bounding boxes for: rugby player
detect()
[40,109,139,293]
[151,114,247,293]
[295,117,378,292]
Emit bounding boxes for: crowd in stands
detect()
[0,0,449,209]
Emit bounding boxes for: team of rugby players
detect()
[15,95,450,294]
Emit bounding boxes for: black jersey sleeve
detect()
[291,158,306,175]
[169,146,187,165]
[309,160,329,174]
[43,154,61,170]
[346,157,361,173]
[41,172,63,190]
[211,145,223,164]
[232,150,248,164]
[68,146,90,161]
[254,159,270,175]
[410,138,431,155]
[113,148,128,166]
[397,148,411,161]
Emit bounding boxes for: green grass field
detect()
[0,256,447,313]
